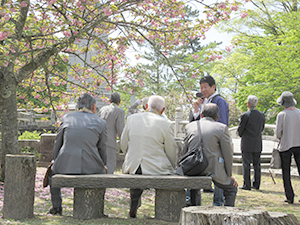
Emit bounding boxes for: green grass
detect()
[0,168,299,224]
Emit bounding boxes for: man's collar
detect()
[145,107,161,115]
[207,92,218,102]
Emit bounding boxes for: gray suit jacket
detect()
[52,111,107,175]
[182,117,233,185]
[98,103,125,149]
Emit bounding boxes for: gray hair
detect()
[110,92,121,104]
[247,95,258,107]
[77,93,95,110]
[201,103,219,120]
[148,95,165,113]
[142,97,149,108]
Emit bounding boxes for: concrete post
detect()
[3,154,36,220]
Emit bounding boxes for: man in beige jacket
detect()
[121,95,177,218]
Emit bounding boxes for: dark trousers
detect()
[280,147,300,202]
[49,169,62,209]
[129,166,143,213]
[242,151,261,189]
[190,180,237,207]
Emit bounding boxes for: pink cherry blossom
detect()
[43,108,49,113]
[241,12,248,18]
[192,55,199,60]
[20,1,27,7]
[63,31,71,37]
[34,94,40,99]
[0,32,8,41]
[231,5,239,11]
[225,46,231,52]
[103,7,112,16]
[48,0,56,6]
[4,14,10,21]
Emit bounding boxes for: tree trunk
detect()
[0,69,19,180]
[180,206,300,225]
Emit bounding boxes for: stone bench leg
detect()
[73,188,105,220]
[155,189,186,222]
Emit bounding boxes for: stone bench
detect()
[52,174,212,221]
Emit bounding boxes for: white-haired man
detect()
[238,95,265,190]
[121,95,177,218]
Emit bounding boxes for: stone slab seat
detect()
[52,174,212,222]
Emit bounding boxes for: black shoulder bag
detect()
[175,122,208,176]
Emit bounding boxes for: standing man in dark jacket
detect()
[238,95,265,190]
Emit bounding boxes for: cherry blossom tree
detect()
[0,0,246,179]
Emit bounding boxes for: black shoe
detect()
[251,186,259,190]
[239,186,251,190]
[49,207,62,215]
[129,210,136,218]
[284,199,293,204]
[203,189,214,193]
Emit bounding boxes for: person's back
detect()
[99,103,125,149]
[276,107,300,151]
[120,95,177,218]
[238,109,265,153]
[98,92,125,174]
[121,112,177,175]
[52,111,107,175]
[184,117,233,185]
[49,93,107,216]
[182,103,237,207]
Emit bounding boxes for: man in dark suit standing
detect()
[238,95,265,190]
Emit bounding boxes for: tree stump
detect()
[3,154,36,220]
[180,206,300,225]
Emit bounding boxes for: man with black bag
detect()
[182,103,238,206]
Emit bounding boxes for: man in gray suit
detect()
[182,103,238,206]
[49,93,108,215]
[98,92,125,174]
[238,95,265,190]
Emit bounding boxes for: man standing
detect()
[183,103,238,206]
[200,75,229,206]
[238,95,265,190]
[121,95,177,218]
[49,93,108,215]
[98,92,125,174]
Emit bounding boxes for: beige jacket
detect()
[121,111,177,175]
[98,103,125,149]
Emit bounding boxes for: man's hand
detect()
[104,166,108,174]
[193,98,203,113]
[230,176,238,188]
